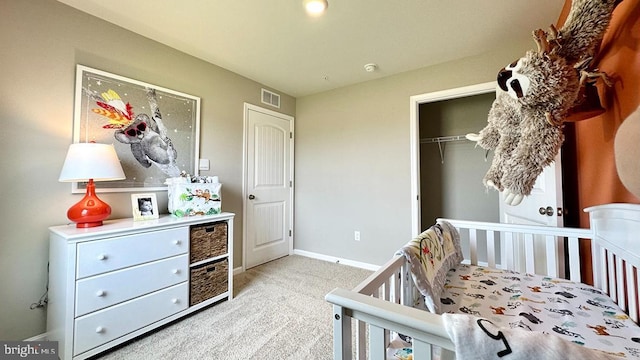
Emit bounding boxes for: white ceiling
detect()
[57,0,565,98]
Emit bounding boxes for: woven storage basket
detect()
[190,222,228,264]
[189,258,229,306]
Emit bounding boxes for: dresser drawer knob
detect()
[172,269,180,275]
[171,298,179,304]
[95,326,105,334]
[97,254,108,261]
[172,240,182,245]
[96,290,106,297]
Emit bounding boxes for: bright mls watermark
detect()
[0,341,58,359]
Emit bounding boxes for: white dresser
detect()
[46,213,234,360]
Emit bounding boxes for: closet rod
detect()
[419,134,468,144]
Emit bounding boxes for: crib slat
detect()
[504,232,514,270]
[369,325,385,360]
[332,304,352,360]
[616,256,626,312]
[567,236,580,283]
[357,320,366,360]
[608,251,617,303]
[545,235,558,278]
[524,233,535,274]
[627,263,638,323]
[487,231,496,268]
[383,278,390,301]
[469,229,478,265]
[393,270,401,304]
[413,339,433,360]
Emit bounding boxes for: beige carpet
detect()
[96,255,373,360]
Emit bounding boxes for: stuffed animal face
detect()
[498,51,579,113]
[497,59,531,100]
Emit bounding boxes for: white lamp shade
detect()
[59,143,126,182]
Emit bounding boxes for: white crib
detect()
[325,203,640,359]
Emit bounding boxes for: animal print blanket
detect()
[435,264,640,359]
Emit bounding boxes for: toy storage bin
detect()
[167,179,221,217]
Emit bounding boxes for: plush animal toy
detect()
[467,0,620,206]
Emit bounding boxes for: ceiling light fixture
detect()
[304,0,328,15]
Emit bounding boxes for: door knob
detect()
[248,194,255,200]
[538,206,554,216]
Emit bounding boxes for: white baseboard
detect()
[293,249,380,271]
[24,333,48,341]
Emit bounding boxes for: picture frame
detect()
[131,193,159,221]
[71,65,201,193]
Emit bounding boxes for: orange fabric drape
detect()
[575,0,640,225]
[557,0,640,284]
[556,0,640,219]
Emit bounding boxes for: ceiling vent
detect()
[261,89,281,108]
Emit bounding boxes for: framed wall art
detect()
[71,65,201,193]
[131,193,159,221]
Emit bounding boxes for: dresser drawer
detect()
[73,282,188,356]
[75,254,188,317]
[76,227,188,278]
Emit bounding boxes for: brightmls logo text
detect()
[1,342,58,360]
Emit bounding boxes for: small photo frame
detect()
[131,193,159,221]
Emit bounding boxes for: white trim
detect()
[409,82,496,237]
[24,333,48,341]
[293,249,380,271]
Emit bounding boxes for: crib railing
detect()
[326,220,593,360]
[586,204,640,324]
[439,219,592,282]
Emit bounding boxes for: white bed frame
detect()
[325,203,640,360]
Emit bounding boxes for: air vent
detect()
[261,89,281,108]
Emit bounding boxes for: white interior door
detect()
[243,104,294,269]
[500,152,564,274]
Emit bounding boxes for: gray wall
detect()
[294,46,532,266]
[0,0,294,340]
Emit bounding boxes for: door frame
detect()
[242,103,295,271]
[409,82,496,237]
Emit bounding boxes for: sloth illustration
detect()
[114,113,176,168]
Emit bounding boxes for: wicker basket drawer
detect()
[190,222,228,263]
[189,258,228,306]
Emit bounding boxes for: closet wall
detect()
[419,92,499,229]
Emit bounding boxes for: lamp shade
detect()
[59,143,125,182]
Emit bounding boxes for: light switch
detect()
[198,159,210,171]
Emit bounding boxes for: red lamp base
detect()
[67,179,111,228]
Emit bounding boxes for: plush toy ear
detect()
[615,106,640,198]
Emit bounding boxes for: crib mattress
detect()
[430,264,640,358]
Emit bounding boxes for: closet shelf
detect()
[420,134,486,164]
[420,134,468,144]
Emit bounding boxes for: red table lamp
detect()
[59,143,126,228]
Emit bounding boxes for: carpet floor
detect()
[95,255,373,360]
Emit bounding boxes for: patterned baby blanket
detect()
[436,264,640,359]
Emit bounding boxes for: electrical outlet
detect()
[354,231,360,241]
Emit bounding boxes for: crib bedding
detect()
[429,264,640,358]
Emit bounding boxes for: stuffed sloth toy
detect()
[467,0,620,206]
